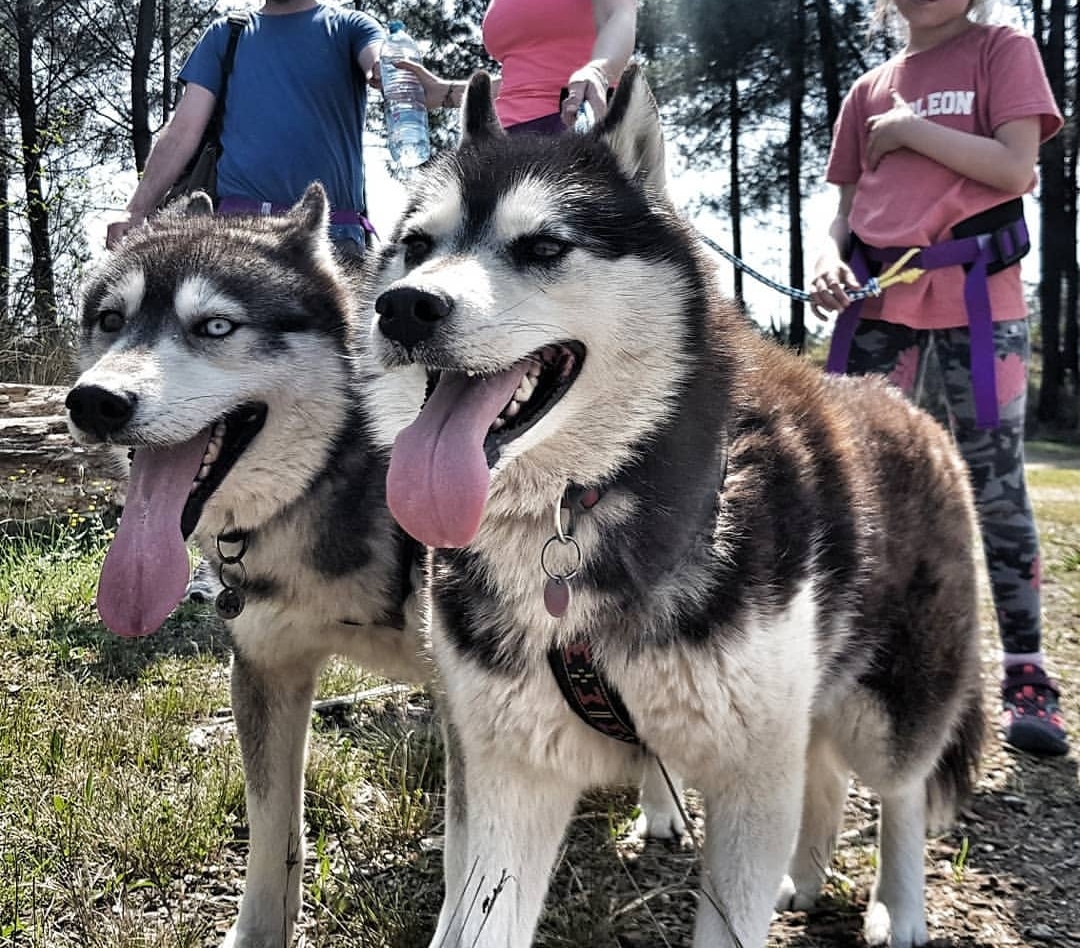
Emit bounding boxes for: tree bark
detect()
[787,0,807,351]
[814,0,841,130]
[15,0,58,342]
[1,101,10,326]
[728,72,744,308]
[131,0,155,171]
[1034,0,1068,423]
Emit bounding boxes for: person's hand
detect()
[561,60,610,127]
[809,256,858,318]
[866,89,916,169]
[105,213,145,250]
[388,59,448,105]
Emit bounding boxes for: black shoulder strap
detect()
[205,11,247,143]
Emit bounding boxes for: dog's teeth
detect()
[214,421,227,438]
[203,440,221,464]
[466,370,477,378]
[504,401,521,419]
[198,463,212,480]
[514,376,535,402]
[491,417,505,430]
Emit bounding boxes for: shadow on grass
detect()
[42,604,232,684]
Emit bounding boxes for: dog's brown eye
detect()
[512,235,570,267]
[98,310,124,333]
[402,234,432,266]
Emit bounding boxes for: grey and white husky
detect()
[367,69,984,948]
[66,187,428,947]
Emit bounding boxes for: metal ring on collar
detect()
[541,534,582,582]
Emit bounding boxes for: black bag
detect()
[160,12,247,209]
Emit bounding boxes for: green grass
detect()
[0,516,449,947]
[2,443,1077,947]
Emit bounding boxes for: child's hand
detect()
[809,257,858,318]
[866,89,916,168]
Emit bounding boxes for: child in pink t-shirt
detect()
[811,0,1067,755]
[388,0,636,134]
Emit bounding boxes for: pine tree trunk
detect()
[15,0,58,343]
[787,0,807,351]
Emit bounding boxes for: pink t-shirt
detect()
[826,24,1062,329]
[483,0,596,128]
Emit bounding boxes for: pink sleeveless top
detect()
[483,0,596,128]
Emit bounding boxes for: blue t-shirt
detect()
[180,4,383,241]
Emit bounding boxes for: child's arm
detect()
[866,90,1040,194]
[809,184,859,316]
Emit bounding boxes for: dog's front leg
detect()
[430,749,582,948]
[692,773,805,948]
[223,647,321,948]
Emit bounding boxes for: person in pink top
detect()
[392,0,636,134]
[810,0,1067,755]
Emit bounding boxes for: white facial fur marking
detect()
[492,179,564,242]
[402,177,464,242]
[175,275,245,326]
[100,269,146,319]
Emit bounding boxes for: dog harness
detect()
[826,199,1029,430]
[216,196,377,235]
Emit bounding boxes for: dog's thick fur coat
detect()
[367,69,984,948]
[67,189,428,947]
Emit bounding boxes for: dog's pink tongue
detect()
[388,367,525,548]
[97,433,211,637]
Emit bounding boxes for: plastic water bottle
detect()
[380,21,430,168]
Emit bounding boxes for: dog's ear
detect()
[282,181,334,264]
[291,181,331,235]
[596,64,666,193]
[460,71,504,147]
[183,191,215,218]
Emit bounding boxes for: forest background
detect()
[0,0,1077,429]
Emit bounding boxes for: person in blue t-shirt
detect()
[107,0,384,255]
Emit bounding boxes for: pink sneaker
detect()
[1001,664,1068,756]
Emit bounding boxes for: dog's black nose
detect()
[375,286,452,348]
[65,385,136,440]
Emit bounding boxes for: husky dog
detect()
[66,186,427,947]
[366,69,984,948]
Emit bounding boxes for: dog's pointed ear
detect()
[291,181,331,235]
[283,181,334,264]
[596,64,666,193]
[183,191,215,217]
[460,71,505,147]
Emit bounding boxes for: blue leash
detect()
[694,231,917,303]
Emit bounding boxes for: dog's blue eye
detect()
[98,310,124,333]
[196,317,235,338]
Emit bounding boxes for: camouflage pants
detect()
[847,318,1041,655]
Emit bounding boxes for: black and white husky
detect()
[66,188,428,947]
[367,69,984,947]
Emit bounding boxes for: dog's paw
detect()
[633,799,686,840]
[775,875,817,912]
[863,901,928,947]
[218,925,285,948]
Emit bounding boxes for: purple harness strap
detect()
[826,220,1029,430]
[217,197,376,234]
